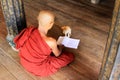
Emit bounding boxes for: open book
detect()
[57,36,80,49]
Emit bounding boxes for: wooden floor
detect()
[0,0,115,80]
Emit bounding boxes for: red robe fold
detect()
[14,26,74,76]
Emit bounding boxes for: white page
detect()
[63,37,80,49]
[57,36,65,45]
[61,36,69,45]
[57,36,80,49]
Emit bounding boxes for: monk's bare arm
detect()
[46,38,63,57]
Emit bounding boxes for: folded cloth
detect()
[14,26,74,76]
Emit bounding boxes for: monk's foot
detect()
[6,34,19,52]
[11,46,19,52]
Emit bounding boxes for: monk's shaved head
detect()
[37,10,55,27]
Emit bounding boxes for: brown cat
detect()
[61,26,71,37]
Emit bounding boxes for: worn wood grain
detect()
[0,48,36,80]
[0,63,17,80]
[0,0,115,80]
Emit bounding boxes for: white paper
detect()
[57,36,80,49]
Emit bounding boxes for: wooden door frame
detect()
[99,0,120,79]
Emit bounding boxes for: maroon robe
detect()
[14,26,74,76]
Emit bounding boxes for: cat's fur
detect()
[61,26,71,37]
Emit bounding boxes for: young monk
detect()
[14,10,74,76]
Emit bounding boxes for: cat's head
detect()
[61,26,71,31]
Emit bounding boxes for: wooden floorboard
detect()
[0,0,115,80]
[0,63,17,80]
[0,48,36,80]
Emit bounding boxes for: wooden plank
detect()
[24,0,111,33]
[0,63,17,80]
[0,48,35,80]
[70,60,100,80]
[51,67,90,80]
[48,0,110,30]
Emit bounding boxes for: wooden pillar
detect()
[1,0,26,47]
[99,0,120,80]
